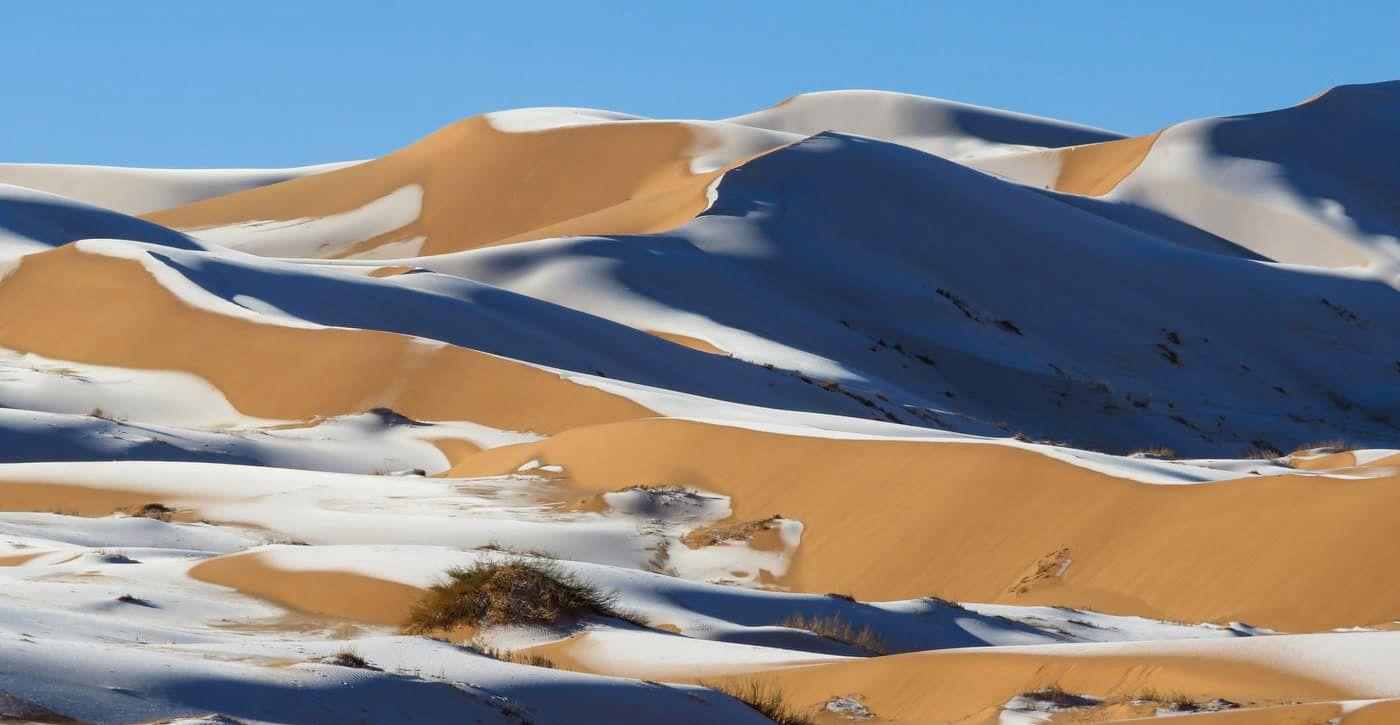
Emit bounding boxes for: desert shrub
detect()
[1021,683,1099,708]
[403,559,628,633]
[322,649,373,669]
[702,678,813,725]
[778,613,888,655]
[125,502,175,521]
[1024,684,1075,706]
[1129,688,1198,710]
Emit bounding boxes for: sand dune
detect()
[0,160,358,216]
[727,89,1123,159]
[975,82,1400,274]
[972,131,1163,196]
[420,128,1400,457]
[191,551,422,625]
[0,244,651,432]
[1,83,1397,723]
[147,115,791,259]
[453,418,1400,632]
[707,642,1357,723]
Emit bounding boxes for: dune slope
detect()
[0,84,1396,724]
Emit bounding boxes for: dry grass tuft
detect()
[468,640,557,669]
[403,559,633,633]
[778,612,888,655]
[322,649,374,669]
[701,678,813,725]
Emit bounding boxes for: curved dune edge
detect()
[0,245,653,433]
[188,551,422,626]
[428,438,482,470]
[970,131,1161,197]
[145,117,774,258]
[1049,131,1162,196]
[450,418,1400,631]
[184,552,1361,725]
[1290,451,1358,471]
[706,649,1349,725]
[1366,453,1400,469]
[645,330,729,355]
[0,550,52,567]
[0,481,192,520]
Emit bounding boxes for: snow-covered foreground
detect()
[0,84,1397,723]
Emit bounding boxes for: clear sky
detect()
[5,1,1396,167]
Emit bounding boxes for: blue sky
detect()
[5,1,1396,167]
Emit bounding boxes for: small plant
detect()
[403,559,631,633]
[702,678,813,725]
[322,649,374,669]
[778,613,888,655]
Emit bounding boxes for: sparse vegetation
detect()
[476,541,556,559]
[1020,683,1099,708]
[777,613,888,655]
[468,641,557,669]
[321,649,374,669]
[1129,688,1201,711]
[919,595,966,610]
[403,559,632,633]
[701,678,813,725]
[1024,684,1074,706]
[125,502,175,521]
[1295,439,1355,454]
[1128,446,1176,459]
[682,516,782,548]
[624,483,694,493]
